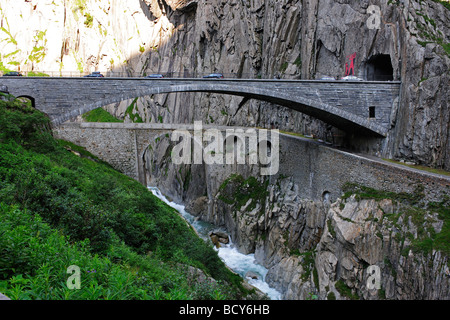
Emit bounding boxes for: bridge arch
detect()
[54,82,387,137]
[16,95,36,108]
[1,78,400,137]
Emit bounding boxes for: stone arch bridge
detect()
[0,77,401,136]
[53,122,449,204]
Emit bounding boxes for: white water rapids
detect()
[148,187,282,300]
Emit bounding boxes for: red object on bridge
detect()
[345,52,356,76]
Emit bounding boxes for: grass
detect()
[0,97,246,299]
[27,71,49,77]
[382,158,450,176]
[82,107,123,123]
[342,182,425,206]
[279,130,309,139]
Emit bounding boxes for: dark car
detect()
[3,71,23,77]
[84,71,104,78]
[203,73,224,79]
[145,74,164,79]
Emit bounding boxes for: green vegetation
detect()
[431,0,450,10]
[280,62,289,73]
[387,0,400,5]
[342,183,450,255]
[418,77,428,85]
[0,61,13,74]
[0,97,246,299]
[335,280,359,300]
[124,98,144,123]
[278,130,311,139]
[416,11,437,28]
[382,158,450,176]
[294,54,302,69]
[0,16,18,46]
[218,174,269,214]
[298,250,319,288]
[327,219,336,238]
[28,30,47,65]
[82,107,123,123]
[72,0,88,20]
[415,13,450,57]
[342,182,425,206]
[327,291,336,300]
[84,13,94,28]
[27,71,50,77]
[0,15,21,67]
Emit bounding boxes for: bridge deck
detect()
[0,77,401,137]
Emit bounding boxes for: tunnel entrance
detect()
[364,54,393,81]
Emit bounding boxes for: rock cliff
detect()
[214,175,449,300]
[0,0,448,169]
[143,132,449,300]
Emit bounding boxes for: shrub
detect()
[0,98,56,152]
[0,98,245,299]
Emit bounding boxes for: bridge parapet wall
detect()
[1,78,401,135]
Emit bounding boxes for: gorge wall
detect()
[142,128,450,300]
[0,0,449,169]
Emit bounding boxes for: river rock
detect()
[186,196,208,217]
[245,271,259,280]
[209,234,220,248]
[209,230,230,244]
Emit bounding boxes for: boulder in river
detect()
[245,271,259,280]
[209,230,230,247]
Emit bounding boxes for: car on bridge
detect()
[340,75,363,81]
[319,76,336,81]
[145,74,164,79]
[84,71,104,78]
[2,71,23,77]
[203,73,224,79]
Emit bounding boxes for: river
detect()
[148,187,282,300]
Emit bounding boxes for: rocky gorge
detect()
[142,131,449,299]
[1,0,449,300]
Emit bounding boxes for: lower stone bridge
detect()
[1,77,401,136]
[54,122,449,204]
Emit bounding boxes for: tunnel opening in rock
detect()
[322,191,331,203]
[364,54,394,81]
